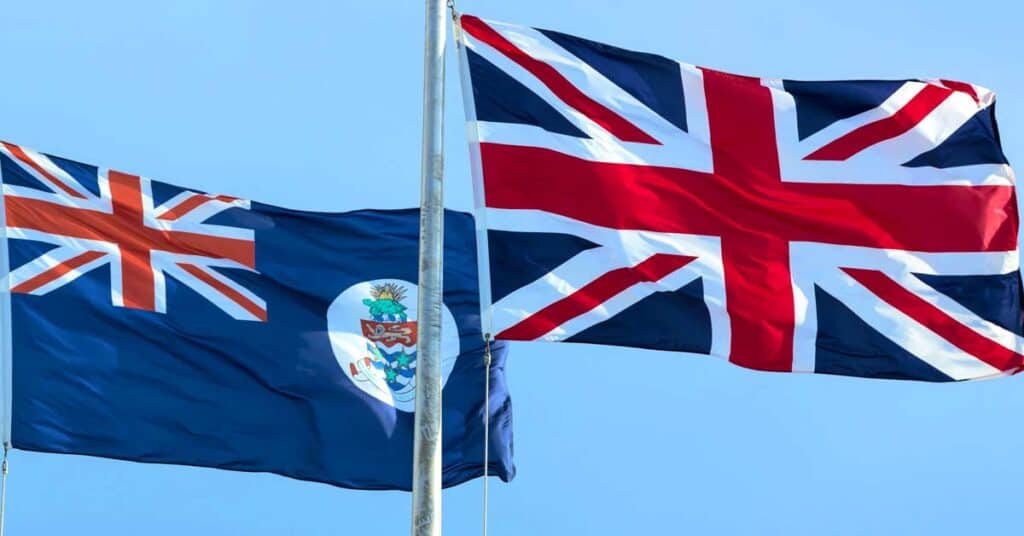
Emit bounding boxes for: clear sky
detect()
[2,1,1023,534]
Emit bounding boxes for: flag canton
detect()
[1,142,263,320]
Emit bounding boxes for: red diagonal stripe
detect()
[12,250,106,294]
[460,15,659,145]
[1,142,87,199]
[842,267,1022,373]
[178,263,267,321]
[158,194,238,221]
[804,84,953,161]
[939,79,979,105]
[497,253,695,340]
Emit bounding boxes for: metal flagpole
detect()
[411,0,447,534]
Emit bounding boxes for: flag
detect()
[456,14,1023,382]
[0,141,514,489]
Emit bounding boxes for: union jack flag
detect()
[0,142,266,321]
[457,15,1022,381]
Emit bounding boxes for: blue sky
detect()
[2,0,1023,534]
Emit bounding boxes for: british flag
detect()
[457,15,1023,381]
[0,142,266,321]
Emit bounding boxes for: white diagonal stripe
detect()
[815,266,1003,381]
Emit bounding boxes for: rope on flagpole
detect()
[443,2,490,533]
[1,443,9,536]
[482,335,492,536]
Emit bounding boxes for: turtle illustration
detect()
[362,282,409,322]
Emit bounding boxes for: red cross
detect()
[462,17,1020,372]
[4,170,255,311]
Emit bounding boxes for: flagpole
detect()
[412,0,447,534]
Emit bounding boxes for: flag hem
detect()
[454,14,495,338]
[9,444,514,492]
[0,163,13,446]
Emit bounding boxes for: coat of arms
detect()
[348,282,418,404]
[327,279,460,412]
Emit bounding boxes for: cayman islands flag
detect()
[0,141,514,489]
[457,15,1023,382]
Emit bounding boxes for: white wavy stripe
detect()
[188,262,264,310]
[159,252,255,272]
[149,216,255,241]
[850,90,985,165]
[162,262,265,321]
[6,244,81,286]
[140,183,253,241]
[790,253,819,373]
[793,82,930,155]
[0,144,96,200]
[7,244,93,288]
[463,32,633,146]
[791,250,1021,375]
[463,20,713,172]
[789,241,1018,279]
[153,191,250,225]
[22,146,95,199]
[790,240,1020,374]
[454,25,497,334]
[491,245,648,332]
[779,162,1013,187]
[488,20,686,142]
[798,241,1019,374]
[166,197,249,225]
[2,183,109,211]
[22,255,110,297]
[138,174,157,217]
[476,121,712,170]
[109,249,124,307]
[771,82,1011,185]
[927,78,996,107]
[4,228,117,254]
[680,64,711,147]
[152,263,167,314]
[884,268,1024,356]
[156,252,263,305]
[485,207,723,250]
[486,207,730,356]
[816,267,1002,380]
[8,247,110,296]
[534,261,703,341]
[153,191,200,218]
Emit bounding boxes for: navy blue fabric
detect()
[539,28,687,133]
[7,170,514,489]
[1,153,101,196]
[903,106,1009,167]
[487,229,599,303]
[566,278,711,353]
[914,272,1022,334]
[7,239,60,270]
[814,286,951,382]
[465,48,587,138]
[47,154,102,195]
[148,179,192,207]
[0,154,51,192]
[782,80,906,140]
